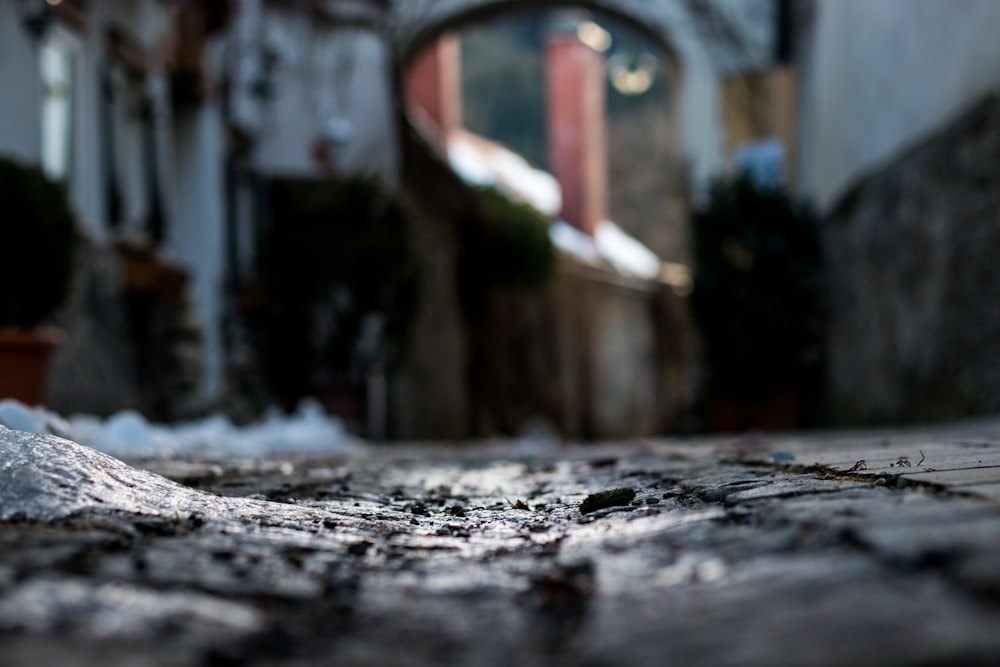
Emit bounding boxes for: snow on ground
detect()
[0,398,361,459]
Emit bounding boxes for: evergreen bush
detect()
[259,176,421,389]
[469,185,555,290]
[0,156,78,328]
[690,174,826,401]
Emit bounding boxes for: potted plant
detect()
[690,174,826,431]
[0,155,79,405]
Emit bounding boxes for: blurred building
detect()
[0,0,397,419]
[719,0,1000,424]
[4,0,995,431]
[402,24,694,439]
[792,0,1000,423]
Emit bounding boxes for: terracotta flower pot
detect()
[708,388,803,433]
[0,327,65,406]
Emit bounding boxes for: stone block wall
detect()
[48,243,204,419]
[825,92,1000,424]
[460,260,694,440]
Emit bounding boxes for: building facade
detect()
[0,0,398,419]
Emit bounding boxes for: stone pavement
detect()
[2,420,1000,666]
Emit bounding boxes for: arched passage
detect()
[388,3,706,439]
[384,0,786,440]
[388,0,772,69]
[388,0,775,192]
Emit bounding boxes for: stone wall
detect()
[796,0,1000,210]
[825,92,1000,424]
[47,244,142,416]
[48,242,204,419]
[390,119,695,440]
[460,260,695,440]
[387,124,472,440]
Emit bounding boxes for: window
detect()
[39,28,79,182]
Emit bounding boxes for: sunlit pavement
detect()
[2,421,1000,666]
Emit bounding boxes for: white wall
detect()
[57,0,175,240]
[71,16,107,240]
[673,41,725,199]
[0,1,42,164]
[796,0,1000,211]
[1,0,229,411]
[254,10,400,185]
[168,103,227,410]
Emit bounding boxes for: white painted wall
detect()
[168,103,227,410]
[672,39,725,198]
[331,30,400,185]
[796,0,1000,211]
[254,10,400,184]
[70,17,107,240]
[1,0,229,411]
[0,1,43,164]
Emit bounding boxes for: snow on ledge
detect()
[549,219,601,265]
[594,220,663,281]
[447,129,562,218]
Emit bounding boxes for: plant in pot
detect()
[690,173,826,432]
[0,155,79,405]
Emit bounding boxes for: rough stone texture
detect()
[463,263,693,440]
[825,92,1000,425]
[0,426,337,524]
[3,424,1000,665]
[391,125,693,441]
[389,126,472,440]
[46,244,144,416]
[46,243,205,420]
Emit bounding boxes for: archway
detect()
[386,0,798,439]
[392,3,713,439]
[387,0,773,69]
[389,0,775,198]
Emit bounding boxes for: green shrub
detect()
[690,174,826,400]
[469,185,555,290]
[0,156,78,327]
[259,176,421,378]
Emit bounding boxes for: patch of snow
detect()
[0,400,40,434]
[594,220,664,281]
[447,134,494,185]
[0,578,263,638]
[0,425,363,523]
[0,398,360,459]
[549,219,600,265]
[0,399,76,440]
[447,129,562,218]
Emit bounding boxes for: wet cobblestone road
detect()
[2,425,1000,666]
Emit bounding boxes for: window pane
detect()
[40,33,76,181]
